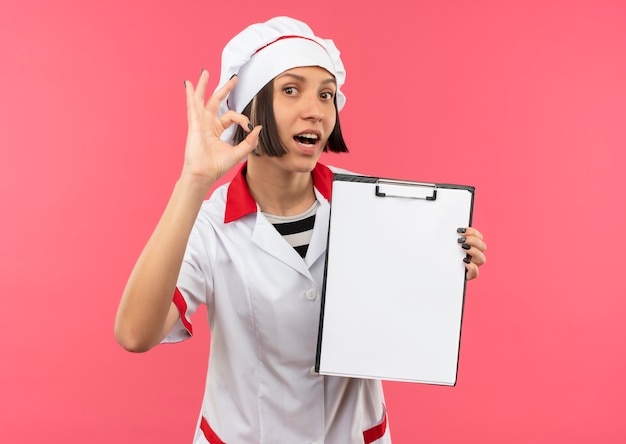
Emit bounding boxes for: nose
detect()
[300,93,324,122]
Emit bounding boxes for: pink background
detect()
[2,0,625,442]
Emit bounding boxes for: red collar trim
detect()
[224,162,334,223]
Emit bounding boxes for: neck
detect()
[245,156,317,216]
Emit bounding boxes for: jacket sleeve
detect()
[161,219,213,343]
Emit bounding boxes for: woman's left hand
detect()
[457,227,487,280]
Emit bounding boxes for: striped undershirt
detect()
[264,200,320,258]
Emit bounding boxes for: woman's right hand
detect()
[115,71,260,353]
[182,70,261,191]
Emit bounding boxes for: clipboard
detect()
[315,173,475,386]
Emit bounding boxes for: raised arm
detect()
[114,71,261,352]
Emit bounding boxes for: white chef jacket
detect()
[164,162,391,444]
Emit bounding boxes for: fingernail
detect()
[462,243,471,250]
[229,73,238,80]
[183,80,187,88]
[457,227,466,233]
[247,123,253,131]
[457,237,466,243]
[200,68,205,75]
[463,257,471,264]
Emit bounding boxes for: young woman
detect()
[115,16,487,444]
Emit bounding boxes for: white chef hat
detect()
[216,16,346,144]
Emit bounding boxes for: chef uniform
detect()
[163,17,391,444]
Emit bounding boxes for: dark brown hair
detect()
[232,79,348,156]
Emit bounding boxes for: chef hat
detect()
[216,16,346,144]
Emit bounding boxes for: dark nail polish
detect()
[463,257,471,264]
[229,73,238,80]
[200,68,205,75]
[462,243,471,250]
[457,237,466,243]
[457,227,466,233]
[247,123,253,131]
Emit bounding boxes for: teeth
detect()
[294,133,319,146]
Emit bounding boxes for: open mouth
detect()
[294,133,319,146]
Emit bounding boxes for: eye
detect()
[320,91,335,101]
[283,86,297,95]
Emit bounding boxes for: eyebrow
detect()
[276,72,336,85]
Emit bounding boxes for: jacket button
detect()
[305,289,317,301]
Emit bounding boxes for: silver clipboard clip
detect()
[374,179,438,201]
